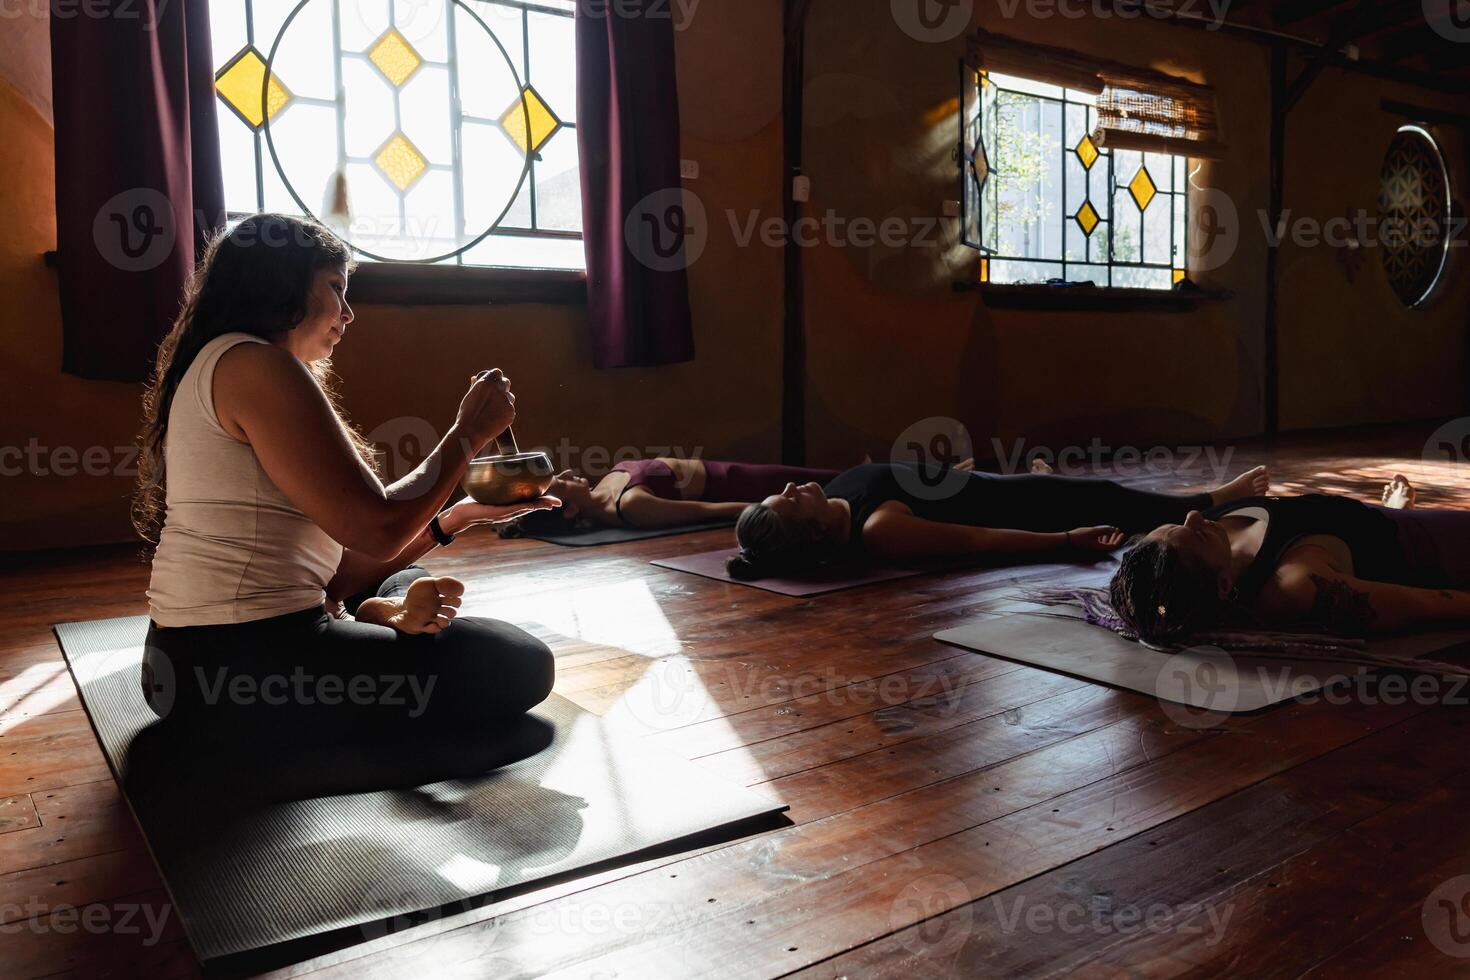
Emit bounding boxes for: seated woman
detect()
[136,214,560,744]
[543,459,842,529]
[726,460,1272,579]
[1110,475,1470,642]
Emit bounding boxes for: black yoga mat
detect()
[55,616,786,973]
[510,510,734,547]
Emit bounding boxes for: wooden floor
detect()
[5,424,1470,979]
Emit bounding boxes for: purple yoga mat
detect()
[650,548,921,596]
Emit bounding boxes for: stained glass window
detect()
[961,67,1188,289]
[210,0,583,270]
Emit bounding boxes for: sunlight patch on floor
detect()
[467,578,684,659]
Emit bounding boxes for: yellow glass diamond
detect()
[499,85,562,156]
[1075,134,1098,171]
[374,133,428,191]
[1129,166,1157,212]
[1173,268,1186,284]
[215,47,291,130]
[369,28,422,88]
[1076,200,1100,237]
[979,258,990,283]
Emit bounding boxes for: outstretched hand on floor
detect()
[1067,525,1126,552]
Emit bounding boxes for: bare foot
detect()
[1382,473,1416,510]
[955,457,976,472]
[358,576,465,635]
[1209,465,1270,506]
[1030,457,1054,475]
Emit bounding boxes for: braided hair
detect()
[1108,537,1228,646]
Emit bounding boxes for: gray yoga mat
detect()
[517,517,734,547]
[936,606,1470,713]
[55,616,786,972]
[652,550,1119,599]
[651,547,923,596]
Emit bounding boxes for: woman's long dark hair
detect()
[726,503,828,580]
[132,214,376,550]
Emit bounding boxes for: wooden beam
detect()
[1125,0,1470,95]
[1273,0,1353,28]
[1264,43,1286,437]
[1284,0,1374,112]
[780,0,813,465]
[1382,99,1470,129]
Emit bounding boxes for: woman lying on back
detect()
[1109,475,1470,641]
[726,460,1272,579]
[544,459,841,529]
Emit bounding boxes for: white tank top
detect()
[147,333,344,626]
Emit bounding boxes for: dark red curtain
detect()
[575,0,695,369]
[51,0,225,382]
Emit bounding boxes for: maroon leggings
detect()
[1377,505,1470,589]
[610,460,842,510]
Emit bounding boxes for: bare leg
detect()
[1209,465,1271,506]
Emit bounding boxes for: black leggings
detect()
[973,473,1214,535]
[142,567,555,745]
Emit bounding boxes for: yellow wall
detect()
[0,0,786,552]
[1277,62,1469,430]
[798,1,1463,466]
[1,3,1465,552]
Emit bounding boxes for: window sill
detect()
[957,281,1227,313]
[44,250,588,307]
[346,262,587,307]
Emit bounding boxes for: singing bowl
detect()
[462,452,556,505]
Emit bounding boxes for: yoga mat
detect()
[936,606,1470,714]
[55,616,787,972]
[518,517,734,547]
[651,547,922,597]
[652,550,1120,599]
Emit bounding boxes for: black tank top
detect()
[1206,495,1406,602]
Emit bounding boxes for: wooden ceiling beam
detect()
[1272,0,1352,27]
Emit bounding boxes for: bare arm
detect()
[326,495,560,601]
[617,492,747,529]
[1271,556,1470,635]
[214,344,514,561]
[860,505,1123,563]
[862,509,1062,563]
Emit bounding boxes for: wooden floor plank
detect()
[0,426,1464,978]
[0,793,40,834]
[790,706,1470,979]
[452,699,1423,979]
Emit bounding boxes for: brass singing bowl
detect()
[462,452,556,506]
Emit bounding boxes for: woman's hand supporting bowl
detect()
[441,495,562,533]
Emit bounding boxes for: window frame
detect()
[959,63,1193,296]
[211,0,586,295]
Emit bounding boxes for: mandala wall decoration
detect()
[1378,125,1452,309]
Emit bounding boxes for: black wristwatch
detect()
[429,514,456,547]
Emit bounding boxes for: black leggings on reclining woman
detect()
[142,567,555,744]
